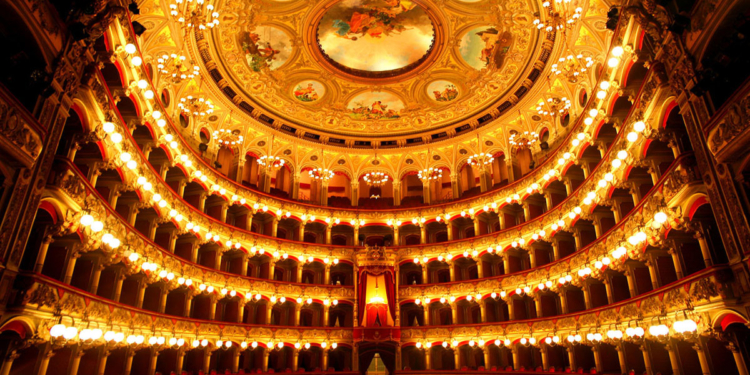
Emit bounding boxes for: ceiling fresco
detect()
[213,0,541,136]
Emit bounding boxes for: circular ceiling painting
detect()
[316,0,436,77]
[239,26,293,71]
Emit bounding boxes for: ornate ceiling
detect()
[134,0,613,155]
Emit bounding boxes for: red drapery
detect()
[358,268,397,325]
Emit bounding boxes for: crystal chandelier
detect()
[169,0,220,30]
[178,95,214,119]
[467,153,494,166]
[467,135,494,166]
[418,167,443,181]
[157,54,200,85]
[509,131,540,149]
[536,96,572,118]
[551,51,594,83]
[534,0,583,32]
[309,168,334,181]
[258,155,285,170]
[212,129,243,146]
[363,171,389,187]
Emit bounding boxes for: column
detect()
[34,235,55,273]
[670,248,684,279]
[479,300,487,321]
[220,202,229,223]
[420,225,427,244]
[89,263,104,294]
[544,191,554,210]
[158,286,168,313]
[178,180,187,197]
[135,281,147,308]
[63,252,81,284]
[511,347,519,370]
[393,226,400,246]
[292,348,299,371]
[616,345,628,375]
[322,350,329,371]
[425,348,431,370]
[422,179,431,205]
[298,223,306,242]
[392,181,401,206]
[353,345,359,371]
[473,217,481,237]
[446,221,453,241]
[167,231,177,253]
[451,305,458,324]
[592,345,603,373]
[695,230,713,267]
[641,344,653,375]
[646,260,660,290]
[582,283,592,309]
[559,290,569,314]
[263,349,270,372]
[502,256,510,275]
[232,350,241,373]
[36,345,54,375]
[268,261,276,281]
[423,305,430,326]
[351,181,359,207]
[175,351,185,374]
[729,342,750,375]
[693,343,711,375]
[294,305,301,326]
[127,204,139,226]
[666,341,682,375]
[148,348,159,375]
[291,174,300,200]
[603,275,615,304]
[320,181,328,206]
[0,351,19,375]
[540,346,550,371]
[521,202,531,221]
[241,254,249,276]
[109,189,121,210]
[534,295,543,318]
[209,297,217,320]
[324,265,331,285]
[566,345,576,372]
[113,273,125,303]
[296,265,303,283]
[498,212,506,230]
[325,225,332,244]
[353,224,360,245]
[625,267,638,297]
[184,294,194,317]
[572,229,583,250]
[551,238,560,260]
[96,348,110,375]
[528,248,537,269]
[563,178,573,195]
[454,348,460,370]
[449,264,455,282]
[246,213,254,233]
[198,193,207,212]
[68,346,85,375]
[450,174,460,200]
[202,350,211,374]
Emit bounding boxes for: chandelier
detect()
[169,0,220,30]
[534,0,583,32]
[536,96,571,118]
[467,153,494,166]
[309,168,334,181]
[156,54,200,85]
[418,167,443,181]
[212,129,243,146]
[178,95,214,119]
[258,155,285,170]
[509,131,540,149]
[363,171,389,187]
[551,51,594,83]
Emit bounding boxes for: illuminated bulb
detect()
[654,212,668,223]
[608,57,620,67]
[596,90,607,99]
[612,46,624,57]
[612,159,622,168]
[600,81,610,90]
[124,43,137,54]
[627,132,638,142]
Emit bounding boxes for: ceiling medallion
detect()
[169,0,220,30]
[315,0,436,79]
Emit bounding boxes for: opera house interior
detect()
[0,0,750,373]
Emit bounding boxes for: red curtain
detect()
[384,270,396,321]
[358,271,367,326]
